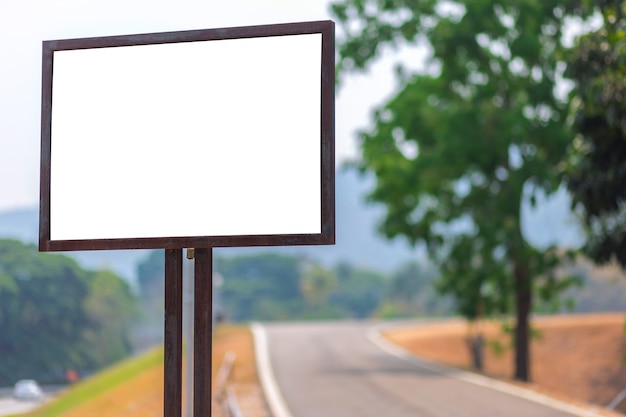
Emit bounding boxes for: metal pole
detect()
[194,247,213,416]
[164,249,183,417]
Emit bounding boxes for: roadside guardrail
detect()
[214,351,242,417]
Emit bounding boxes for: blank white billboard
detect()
[40,21,335,250]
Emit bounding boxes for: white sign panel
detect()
[40,21,335,250]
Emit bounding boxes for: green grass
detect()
[10,346,163,417]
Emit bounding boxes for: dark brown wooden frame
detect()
[39,20,335,252]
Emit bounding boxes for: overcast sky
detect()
[0,0,408,211]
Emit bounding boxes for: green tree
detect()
[0,240,91,384]
[217,253,305,321]
[331,0,591,381]
[330,262,387,318]
[0,239,138,385]
[300,263,337,307]
[134,250,165,349]
[388,261,453,316]
[83,269,137,367]
[215,253,389,320]
[137,250,165,304]
[565,1,626,267]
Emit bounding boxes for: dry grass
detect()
[14,346,164,417]
[61,363,163,417]
[211,324,269,417]
[385,313,626,415]
[212,324,259,385]
[18,324,267,417]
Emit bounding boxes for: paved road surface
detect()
[0,398,42,416]
[261,321,598,417]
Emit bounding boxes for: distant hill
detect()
[0,169,421,284]
[0,208,38,243]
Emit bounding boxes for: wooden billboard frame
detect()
[40,20,335,252]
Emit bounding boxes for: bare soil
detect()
[26,325,270,417]
[211,324,270,417]
[384,313,626,416]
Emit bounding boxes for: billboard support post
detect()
[164,249,183,416]
[194,247,213,416]
[164,247,213,416]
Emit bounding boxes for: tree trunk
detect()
[514,261,531,382]
[466,333,484,371]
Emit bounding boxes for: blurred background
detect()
[2,0,626,416]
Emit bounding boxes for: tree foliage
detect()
[217,253,304,320]
[331,261,387,318]
[565,0,626,267]
[390,261,453,315]
[0,239,136,385]
[331,0,593,381]
[134,250,450,321]
[83,270,136,367]
[133,249,443,321]
[135,250,165,347]
[300,263,337,307]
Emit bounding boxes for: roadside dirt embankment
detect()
[384,313,626,416]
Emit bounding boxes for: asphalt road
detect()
[259,321,600,417]
[0,398,42,416]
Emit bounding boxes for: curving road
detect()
[257,321,603,417]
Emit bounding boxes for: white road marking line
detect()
[252,323,294,417]
[367,325,609,417]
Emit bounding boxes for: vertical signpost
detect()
[39,20,335,416]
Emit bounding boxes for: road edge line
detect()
[367,325,607,417]
[251,323,294,417]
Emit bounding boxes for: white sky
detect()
[0,0,403,211]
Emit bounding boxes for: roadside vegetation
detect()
[0,239,136,387]
[136,251,455,322]
[9,324,258,417]
[8,346,163,417]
